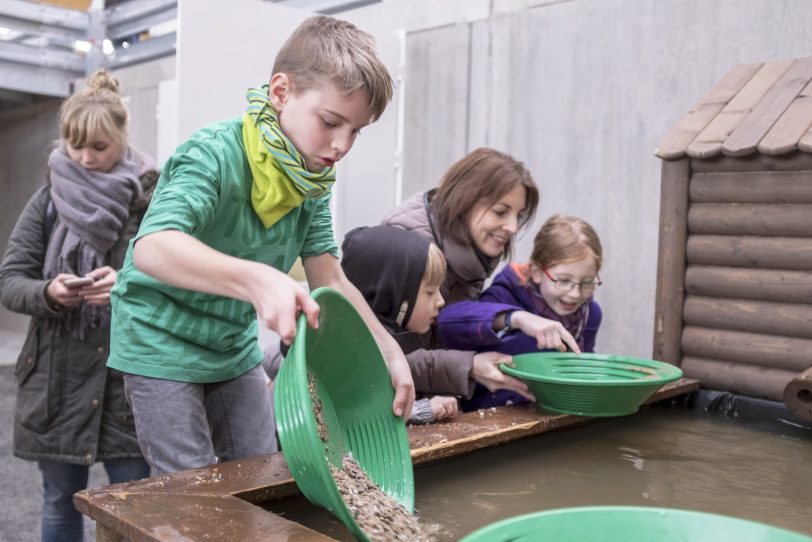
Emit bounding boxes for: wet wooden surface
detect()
[75,378,698,541]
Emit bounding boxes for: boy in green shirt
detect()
[108,15,414,474]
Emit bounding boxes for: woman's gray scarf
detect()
[44,144,144,338]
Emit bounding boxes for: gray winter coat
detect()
[381,190,499,305]
[0,174,155,465]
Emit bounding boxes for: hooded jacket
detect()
[380,190,499,306]
[438,263,602,354]
[341,225,475,400]
[0,166,157,464]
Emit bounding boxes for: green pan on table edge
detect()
[274,287,414,542]
[500,352,683,416]
[459,506,812,542]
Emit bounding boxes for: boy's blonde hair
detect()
[531,214,603,271]
[422,242,447,287]
[272,15,394,121]
[60,69,128,149]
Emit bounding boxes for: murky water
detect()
[262,407,812,540]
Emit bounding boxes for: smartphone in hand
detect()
[64,276,95,288]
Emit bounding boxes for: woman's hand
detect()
[429,395,459,421]
[45,274,85,308]
[472,351,535,401]
[81,266,117,306]
[509,311,581,354]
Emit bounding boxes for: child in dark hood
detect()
[341,225,533,424]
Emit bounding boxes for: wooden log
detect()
[783,366,812,422]
[758,78,812,155]
[685,265,812,304]
[690,171,812,204]
[724,57,812,157]
[653,158,690,364]
[686,235,812,270]
[799,119,812,153]
[683,295,812,339]
[687,60,794,159]
[681,326,812,372]
[656,62,762,160]
[682,356,796,401]
[688,203,812,236]
[690,152,812,173]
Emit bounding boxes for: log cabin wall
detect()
[654,57,812,401]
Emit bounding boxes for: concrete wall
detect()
[386,0,812,359]
[0,100,62,332]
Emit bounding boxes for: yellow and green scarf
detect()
[242,85,335,228]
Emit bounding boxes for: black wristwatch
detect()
[496,311,515,339]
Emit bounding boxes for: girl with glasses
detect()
[437,214,604,411]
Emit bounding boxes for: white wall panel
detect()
[175,0,311,141]
[402,23,471,198]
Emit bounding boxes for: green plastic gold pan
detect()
[500,352,683,417]
[274,287,414,542]
[460,506,812,542]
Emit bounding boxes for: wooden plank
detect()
[74,380,699,542]
[690,152,812,172]
[96,524,123,542]
[724,57,812,157]
[656,63,762,160]
[688,203,812,236]
[82,493,337,542]
[686,235,812,270]
[690,171,812,203]
[687,59,794,159]
[682,356,796,401]
[783,366,812,422]
[759,78,812,155]
[685,265,812,304]
[681,326,812,372]
[653,158,690,364]
[684,295,812,339]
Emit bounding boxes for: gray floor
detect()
[1,331,106,542]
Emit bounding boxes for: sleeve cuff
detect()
[408,398,435,425]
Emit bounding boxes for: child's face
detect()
[531,256,599,316]
[467,184,527,258]
[66,134,122,173]
[269,74,373,172]
[406,279,445,334]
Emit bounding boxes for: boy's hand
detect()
[252,268,320,345]
[472,352,535,401]
[382,345,416,420]
[509,311,581,354]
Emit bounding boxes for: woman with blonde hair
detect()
[0,69,157,541]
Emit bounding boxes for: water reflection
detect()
[264,407,812,540]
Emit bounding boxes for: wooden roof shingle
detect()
[656,57,812,160]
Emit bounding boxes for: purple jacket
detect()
[437,264,602,411]
[438,264,601,355]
